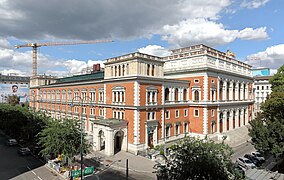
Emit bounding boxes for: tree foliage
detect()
[154,137,242,180]
[249,65,284,157]
[37,118,91,160]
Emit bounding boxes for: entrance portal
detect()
[114,130,124,153]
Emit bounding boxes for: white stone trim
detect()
[203,108,208,134]
[134,109,140,144]
[204,74,208,101]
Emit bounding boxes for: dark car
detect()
[18,147,31,156]
[244,154,262,167]
[252,152,265,163]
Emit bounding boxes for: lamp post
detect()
[71,95,94,180]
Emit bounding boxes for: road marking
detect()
[37,176,43,180]
[32,171,37,175]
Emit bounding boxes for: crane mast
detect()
[15,40,113,77]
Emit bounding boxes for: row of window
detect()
[165,123,189,137]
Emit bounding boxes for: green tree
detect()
[154,137,242,180]
[249,65,284,158]
[37,118,91,162]
[7,95,19,105]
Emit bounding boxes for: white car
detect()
[7,139,18,146]
[252,152,265,163]
[236,157,256,169]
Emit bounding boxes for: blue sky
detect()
[0,0,283,76]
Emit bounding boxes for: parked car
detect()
[244,154,262,167]
[236,157,256,169]
[18,147,31,156]
[252,152,265,163]
[7,139,18,146]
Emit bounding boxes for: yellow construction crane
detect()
[15,39,113,77]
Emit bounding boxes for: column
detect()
[217,79,220,100]
[240,108,244,126]
[120,92,122,103]
[229,110,233,130]
[244,108,248,125]
[240,83,244,101]
[155,91,157,102]
[245,83,249,100]
[223,80,227,101]
[116,92,119,102]
[223,111,227,133]
[105,130,114,156]
[235,110,239,128]
[229,81,233,101]
[235,82,239,101]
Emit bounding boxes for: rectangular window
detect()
[194,79,199,83]
[194,109,199,117]
[147,112,156,120]
[257,86,259,90]
[165,110,170,119]
[90,108,95,115]
[262,86,264,90]
[184,123,188,133]
[166,126,170,137]
[184,109,188,117]
[211,109,215,117]
[175,110,179,118]
[99,108,104,116]
[175,124,180,135]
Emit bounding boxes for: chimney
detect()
[93,63,101,73]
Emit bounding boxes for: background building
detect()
[0,73,30,103]
[30,44,254,156]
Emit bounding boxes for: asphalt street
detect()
[231,141,256,162]
[0,134,64,180]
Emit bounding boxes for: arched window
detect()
[118,65,121,76]
[183,88,187,101]
[122,65,125,76]
[219,81,223,100]
[115,66,117,77]
[165,88,170,101]
[152,64,155,76]
[174,88,179,101]
[194,90,199,101]
[147,64,150,76]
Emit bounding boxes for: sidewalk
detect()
[86,150,156,174]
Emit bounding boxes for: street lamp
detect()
[71,95,94,180]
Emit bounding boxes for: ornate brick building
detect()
[30,44,254,155]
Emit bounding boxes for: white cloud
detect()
[161,18,268,47]
[238,27,268,40]
[138,45,170,57]
[0,37,104,76]
[241,0,270,9]
[246,44,284,69]
[0,38,11,49]
[0,0,231,40]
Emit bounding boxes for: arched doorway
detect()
[219,113,223,133]
[98,130,105,151]
[114,130,124,153]
[226,111,230,131]
[233,111,236,129]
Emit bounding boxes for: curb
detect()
[44,164,68,180]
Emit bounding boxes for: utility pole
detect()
[126,159,129,180]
